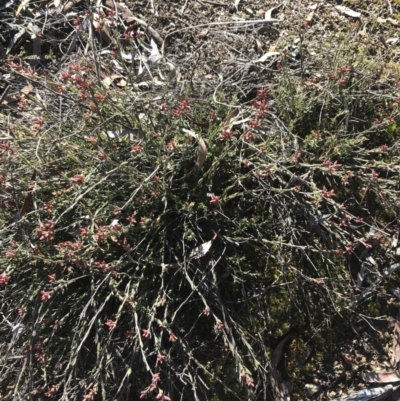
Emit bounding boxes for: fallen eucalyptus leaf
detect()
[330,385,397,401]
[362,372,400,384]
[335,5,361,18]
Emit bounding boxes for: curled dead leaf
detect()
[177,129,207,180]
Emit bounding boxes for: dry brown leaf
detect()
[102,74,124,89]
[21,84,33,95]
[270,336,292,401]
[362,371,400,383]
[19,171,36,219]
[393,310,400,366]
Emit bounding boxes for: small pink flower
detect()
[160,103,169,111]
[168,333,178,342]
[292,150,302,162]
[243,131,253,141]
[157,354,165,364]
[152,373,161,385]
[142,329,151,338]
[44,202,53,212]
[105,319,116,330]
[203,307,210,316]
[60,72,71,81]
[0,273,11,285]
[35,352,46,363]
[48,274,56,283]
[209,194,220,206]
[333,249,344,257]
[44,385,58,398]
[359,238,372,249]
[166,140,176,152]
[246,377,255,387]
[70,174,85,185]
[17,98,27,109]
[215,320,224,330]
[82,389,97,401]
[40,290,52,301]
[18,306,26,316]
[4,251,17,259]
[78,92,87,100]
[220,129,234,141]
[85,136,98,144]
[33,117,45,129]
[79,227,90,236]
[98,150,107,160]
[249,120,260,129]
[242,159,253,168]
[94,93,107,103]
[321,186,335,198]
[328,161,342,173]
[257,88,270,99]
[94,260,109,271]
[156,392,171,401]
[131,144,141,153]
